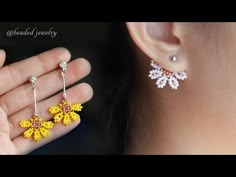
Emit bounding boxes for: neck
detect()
[125,52,236,154]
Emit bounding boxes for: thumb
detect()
[0,106,16,154]
[0,49,6,68]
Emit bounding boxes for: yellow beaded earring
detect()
[19,75,54,142]
[48,61,83,126]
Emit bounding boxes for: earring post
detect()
[61,69,67,99]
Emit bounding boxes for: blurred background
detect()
[0,22,129,154]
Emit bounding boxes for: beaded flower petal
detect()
[19,116,54,141]
[148,60,187,90]
[49,100,83,126]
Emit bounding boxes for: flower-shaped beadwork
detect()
[148,60,187,90]
[49,100,83,126]
[19,116,54,141]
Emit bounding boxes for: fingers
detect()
[10,82,93,140]
[0,58,91,116]
[0,47,71,95]
[12,83,93,154]
[14,120,79,155]
[0,107,16,154]
[0,49,6,68]
[0,106,9,136]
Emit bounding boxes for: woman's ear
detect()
[126,22,187,72]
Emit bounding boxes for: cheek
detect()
[191,31,236,91]
[182,29,218,91]
[183,24,236,108]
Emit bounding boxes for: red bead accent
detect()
[31,117,42,129]
[61,104,71,114]
[161,68,173,76]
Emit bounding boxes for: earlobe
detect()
[126,22,187,72]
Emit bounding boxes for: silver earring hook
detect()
[29,75,38,116]
[59,61,67,99]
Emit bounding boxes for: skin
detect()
[0,47,93,154]
[2,23,235,155]
[126,23,236,154]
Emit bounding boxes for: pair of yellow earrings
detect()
[19,61,83,142]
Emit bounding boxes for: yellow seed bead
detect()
[49,106,60,114]
[33,130,41,141]
[63,114,71,126]
[70,112,80,121]
[72,104,83,112]
[54,113,63,123]
[23,128,34,138]
[40,128,49,137]
[63,101,71,106]
[19,120,31,128]
[42,121,54,129]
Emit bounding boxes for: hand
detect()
[0,48,93,154]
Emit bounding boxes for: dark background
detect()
[0,22,128,154]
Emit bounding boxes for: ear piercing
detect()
[19,75,54,142]
[48,61,83,126]
[169,55,177,62]
[148,56,187,90]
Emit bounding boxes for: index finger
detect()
[0,47,71,95]
[0,49,6,68]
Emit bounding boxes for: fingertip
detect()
[0,49,6,58]
[52,119,80,136]
[79,82,94,102]
[78,58,92,74]
[73,58,91,78]
[68,83,94,103]
[0,49,6,67]
[52,47,71,63]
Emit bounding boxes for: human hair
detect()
[102,23,136,154]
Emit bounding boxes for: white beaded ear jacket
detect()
[148,56,187,90]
